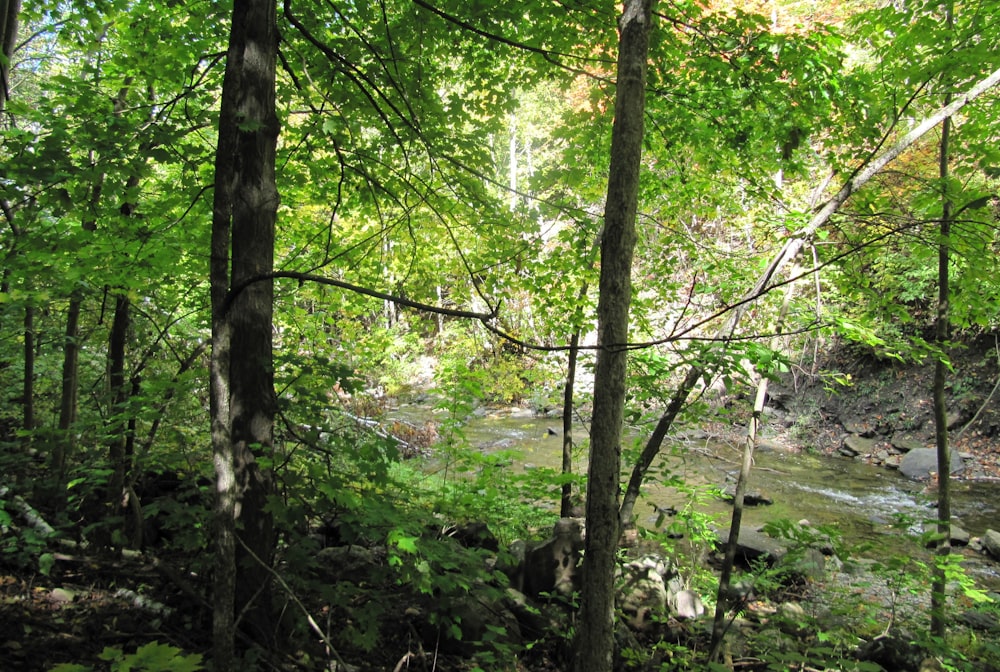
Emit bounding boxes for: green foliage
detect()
[0,490,55,574]
[48,641,203,672]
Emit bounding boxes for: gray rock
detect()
[776,547,826,582]
[842,434,876,457]
[669,589,705,620]
[983,529,1000,560]
[898,448,965,480]
[921,522,970,547]
[890,436,925,452]
[618,556,668,631]
[716,526,787,565]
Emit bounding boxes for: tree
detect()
[574,2,652,671]
[210,0,279,666]
[0,0,18,112]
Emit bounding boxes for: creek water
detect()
[395,404,1000,591]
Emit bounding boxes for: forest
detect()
[2,0,1000,670]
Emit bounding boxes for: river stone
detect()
[891,436,925,452]
[921,522,970,547]
[983,529,1000,560]
[716,526,786,565]
[841,434,875,457]
[898,448,964,480]
[721,484,773,506]
[618,561,667,631]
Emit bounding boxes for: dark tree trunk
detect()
[107,293,131,541]
[210,0,280,667]
[574,2,652,670]
[560,332,579,518]
[0,0,20,111]
[931,20,954,633]
[53,294,83,492]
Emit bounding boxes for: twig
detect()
[235,536,351,670]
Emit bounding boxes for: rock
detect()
[756,438,785,452]
[618,557,668,631]
[775,547,826,583]
[857,629,926,672]
[983,529,1000,560]
[776,601,809,636]
[890,436,925,452]
[921,522,970,547]
[49,587,76,604]
[898,448,965,480]
[841,434,875,457]
[721,484,773,506]
[959,609,1000,632]
[508,517,585,600]
[669,589,705,620]
[841,417,876,437]
[716,526,787,566]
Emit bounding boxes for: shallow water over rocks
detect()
[395,403,1000,590]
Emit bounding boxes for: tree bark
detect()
[574,2,652,671]
[210,0,280,666]
[931,7,954,633]
[0,0,20,111]
[560,331,579,518]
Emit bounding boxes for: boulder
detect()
[890,436,925,452]
[507,517,585,600]
[898,448,964,480]
[983,529,1000,560]
[721,484,773,506]
[669,589,705,620]
[841,434,875,457]
[775,547,826,583]
[716,526,787,566]
[921,522,970,548]
[618,556,669,631]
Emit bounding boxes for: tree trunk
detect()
[0,0,20,111]
[107,293,132,542]
[710,267,799,660]
[211,0,280,666]
[560,331,579,518]
[931,8,954,633]
[52,294,83,492]
[574,2,652,671]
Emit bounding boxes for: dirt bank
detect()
[767,331,1000,481]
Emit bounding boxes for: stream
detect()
[394,403,1000,591]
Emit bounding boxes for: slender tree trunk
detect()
[107,293,131,539]
[574,3,652,671]
[22,304,34,439]
[52,294,83,491]
[211,0,279,666]
[561,332,579,518]
[0,0,20,111]
[710,267,799,660]
[931,7,954,632]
